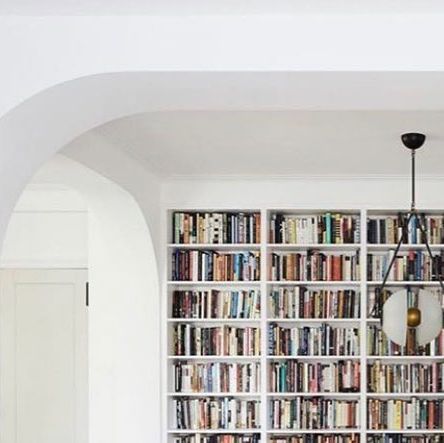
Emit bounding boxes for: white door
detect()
[0,269,88,443]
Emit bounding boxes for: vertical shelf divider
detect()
[260,208,268,442]
[360,209,368,442]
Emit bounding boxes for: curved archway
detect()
[1,154,161,442]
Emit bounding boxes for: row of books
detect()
[367,251,444,281]
[269,437,359,443]
[270,252,360,282]
[269,398,359,430]
[269,288,360,319]
[269,213,360,245]
[268,324,359,357]
[367,398,444,430]
[367,436,442,443]
[172,212,261,245]
[172,290,261,319]
[173,398,260,430]
[367,325,444,356]
[368,288,443,319]
[173,362,261,393]
[367,214,444,245]
[172,251,261,282]
[173,325,261,356]
[172,436,260,443]
[367,361,444,394]
[269,360,360,393]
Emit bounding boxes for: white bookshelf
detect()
[165,208,444,443]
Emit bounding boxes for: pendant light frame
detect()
[371,134,444,328]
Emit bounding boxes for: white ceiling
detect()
[3,0,444,15]
[94,111,444,177]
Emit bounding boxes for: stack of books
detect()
[173,212,261,244]
[367,214,444,244]
[367,398,444,430]
[269,360,360,393]
[173,325,261,356]
[172,289,261,319]
[270,252,360,281]
[367,361,444,393]
[173,398,260,430]
[270,213,360,244]
[172,250,260,281]
[367,251,444,281]
[173,361,261,393]
[269,287,359,319]
[268,324,359,356]
[270,398,359,430]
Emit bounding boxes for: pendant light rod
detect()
[411,149,416,211]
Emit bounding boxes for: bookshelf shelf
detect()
[167,281,261,286]
[167,392,261,397]
[267,243,360,251]
[165,208,444,442]
[168,243,261,250]
[267,281,360,286]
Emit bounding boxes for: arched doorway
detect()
[0,153,161,442]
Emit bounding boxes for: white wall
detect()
[161,176,444,210]
[1,186,88,268]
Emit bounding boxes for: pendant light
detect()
[374,133,443,347]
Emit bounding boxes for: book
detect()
[270,397,359,430]
[172,289,261,319]
[367,251,444,281]
[174,361,261,393]
[173,212,261,244]
[173,325,261,356]
[269,287,359,319]
[367,398,444,430]
[270,251,360,281]
[269,436,360,443]
[367,360,444,394]
[173,397,260,430]
[367,213,444,245]
[269,360,360,393]
[172,250,260,281]
[268,324,360,357]
[367,436,442,443]
[269,213,360,244]
[173,436,261,443]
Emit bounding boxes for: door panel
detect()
[0,270,88,443]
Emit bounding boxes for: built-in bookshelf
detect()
[165,209,444,442]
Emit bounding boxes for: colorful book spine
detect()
[367,398,444,430]
[270,252,360,281]
[269,213,360,244]
[172,250,260,281]
[367,436,442,443]
[172,289,261,319]
[270,398,359,430]
[173,434,261,443]
[174,361,261,393]
[173,212,261,244]
[173,398,260,430]
[173,325,261,356]
[367,214,444,245]
[269,436,360,443]
[269,360,360,393]
[268,324,359,357]
[367,251,444,281]
[269,287,359,319]
[367,361,444,394]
